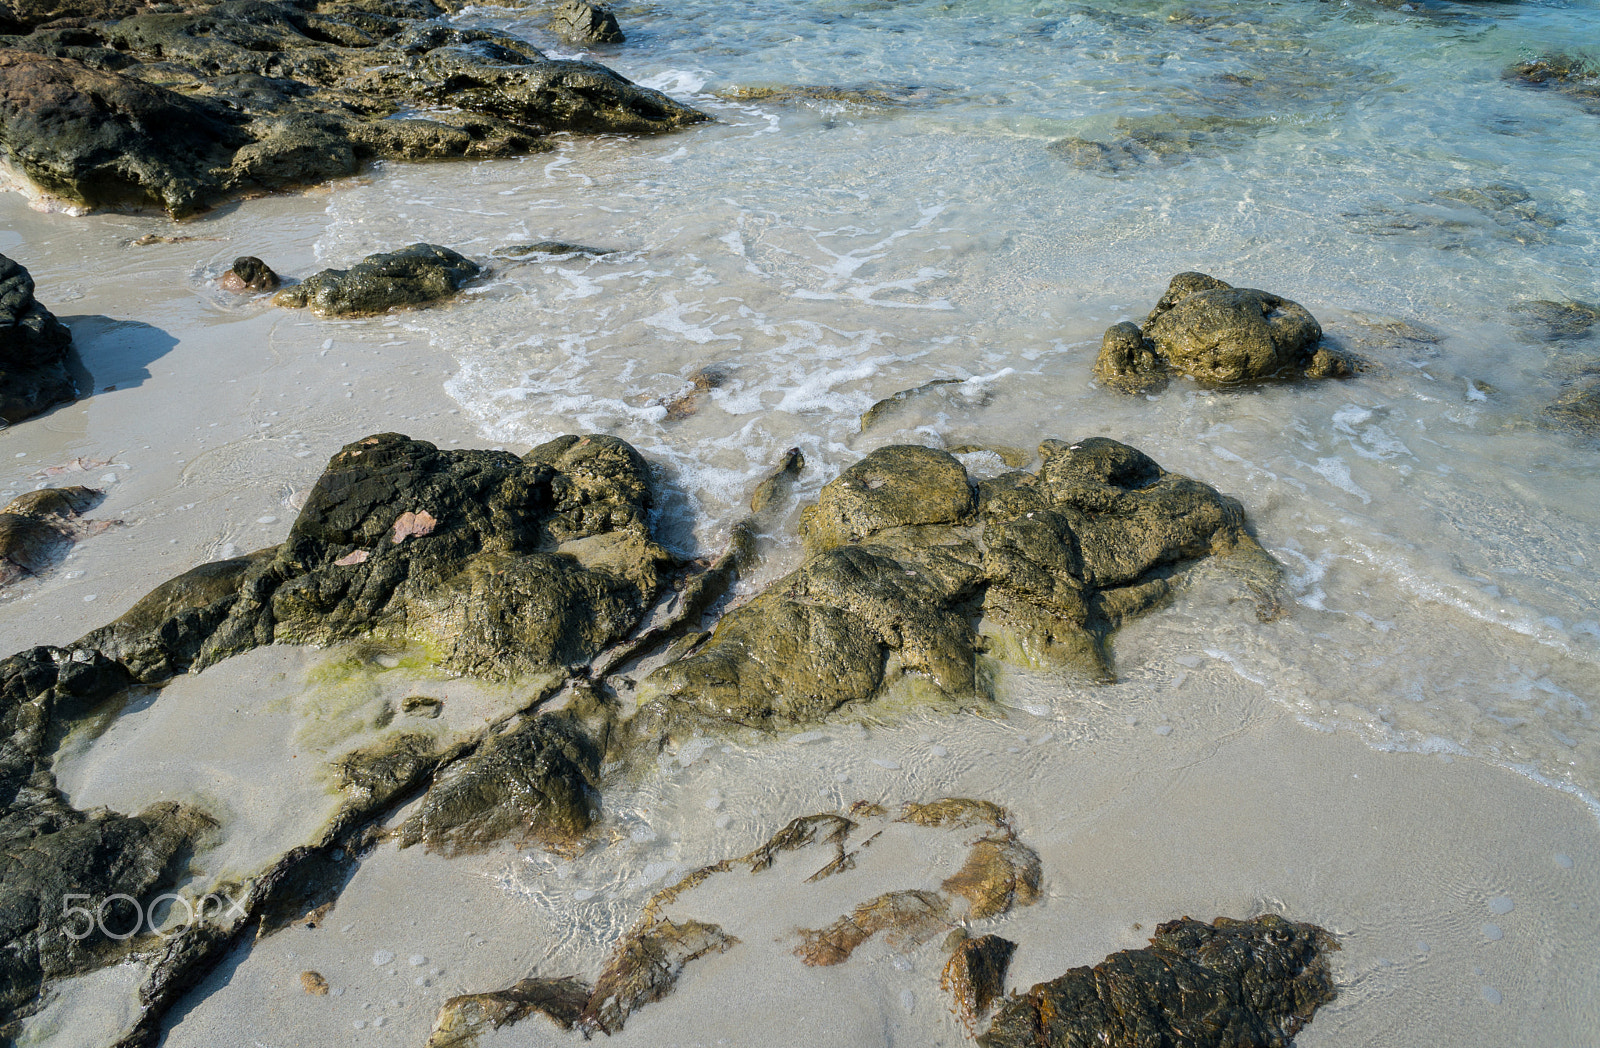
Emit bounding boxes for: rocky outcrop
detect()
[1094,272,1354,392]
[0,0,707,215]
[636,438,1284,736]
[551,0,623,45]
[0,252,73,424]
[273,243,480,316]
[980,915,1338,1048]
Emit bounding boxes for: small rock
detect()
[221,256,282,293]
[301,970,330,995]
[273,245,482,318]
[552,0,625,44]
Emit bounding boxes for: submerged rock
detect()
[1512,298,1599,342]
[1506,53,1600,114]
[0,252,74,425]
[576,919,738,1035]
[220,256,280,293]
[552,0,623,45]
[273,243,481,316]
[980,914,1339,1048]
[1095,272,1353,392]
[637,438,1283,735]
[0,0,706,216]
[426,975,590,1047]
[1547,373,1600,434]
[396,712,600,856]
[795,889,950,966]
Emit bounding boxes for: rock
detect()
[979,915,1339,1048]
[660,364,730,421]
[300,970,329,995]
[396,713,600,856]
[1095,272,1352,390]
[0,0,146,34]
[858,377,964,432]
[716,82,946,109]
[493,240,615,258]
[272,244,480,316]
[0,801,215,1022]
[0,486,102,586]
[794,889,951,966]
[0,1,707,215]
[426,975,590,1047]
[748,446,804,514]
[220,256,280,292]
[0,252,74,424]
[1547,373,1600,433]
[1512,299,1599,342]
[942,934,1015,1035]
[942,835,1042,920]
[551,0,623,45]
[1505,53,1600,114]
[636,438,1283,735]
[0,51,249,216]
[576,919,738,1035]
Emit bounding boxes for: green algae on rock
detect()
[272,243,481,317]
[979,914,1338,1048]
[637,438,1284,736]
[0,252,74,424]
[1094,272,1355,392]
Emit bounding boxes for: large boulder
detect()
[636,438,1284,735]
[273,243,481,316]
[1094,272,1354,392]
[0,252,74,423]
[980,915,1338,1048]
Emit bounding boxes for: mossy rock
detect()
[272,243,481,317]
[1095,272,1354,392]
[636,438,1283,736]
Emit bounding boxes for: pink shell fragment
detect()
[391,510,438,544]
[335,549,370,566]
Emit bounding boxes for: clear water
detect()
[298,0,1600,801]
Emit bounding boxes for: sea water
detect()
[4,0,1600,1044]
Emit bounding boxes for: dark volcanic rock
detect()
[0,0,707,215]
[980,915,1338,1048]
[0,801,215,1022]
[0,252,74,424]
[636,438,1284,735]
[552,0,623,45]
[273,243,480,316]
[1095,272,1354,391]
[221,255,280,292]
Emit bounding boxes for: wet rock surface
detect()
[942,933,1015,1035]
[637,437,1283,736]
[273,243,480,316]
[0,0,707,215]
[0,485,104,586]
[1095,272,1353,392]
[980,914,1338,1048]
[551,0,622,45]
[220,255,280,293]
[0,252,74,424]
[396,712,600,856]
[1506,53,1600,114]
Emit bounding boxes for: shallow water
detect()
[4,0,1600,1044]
